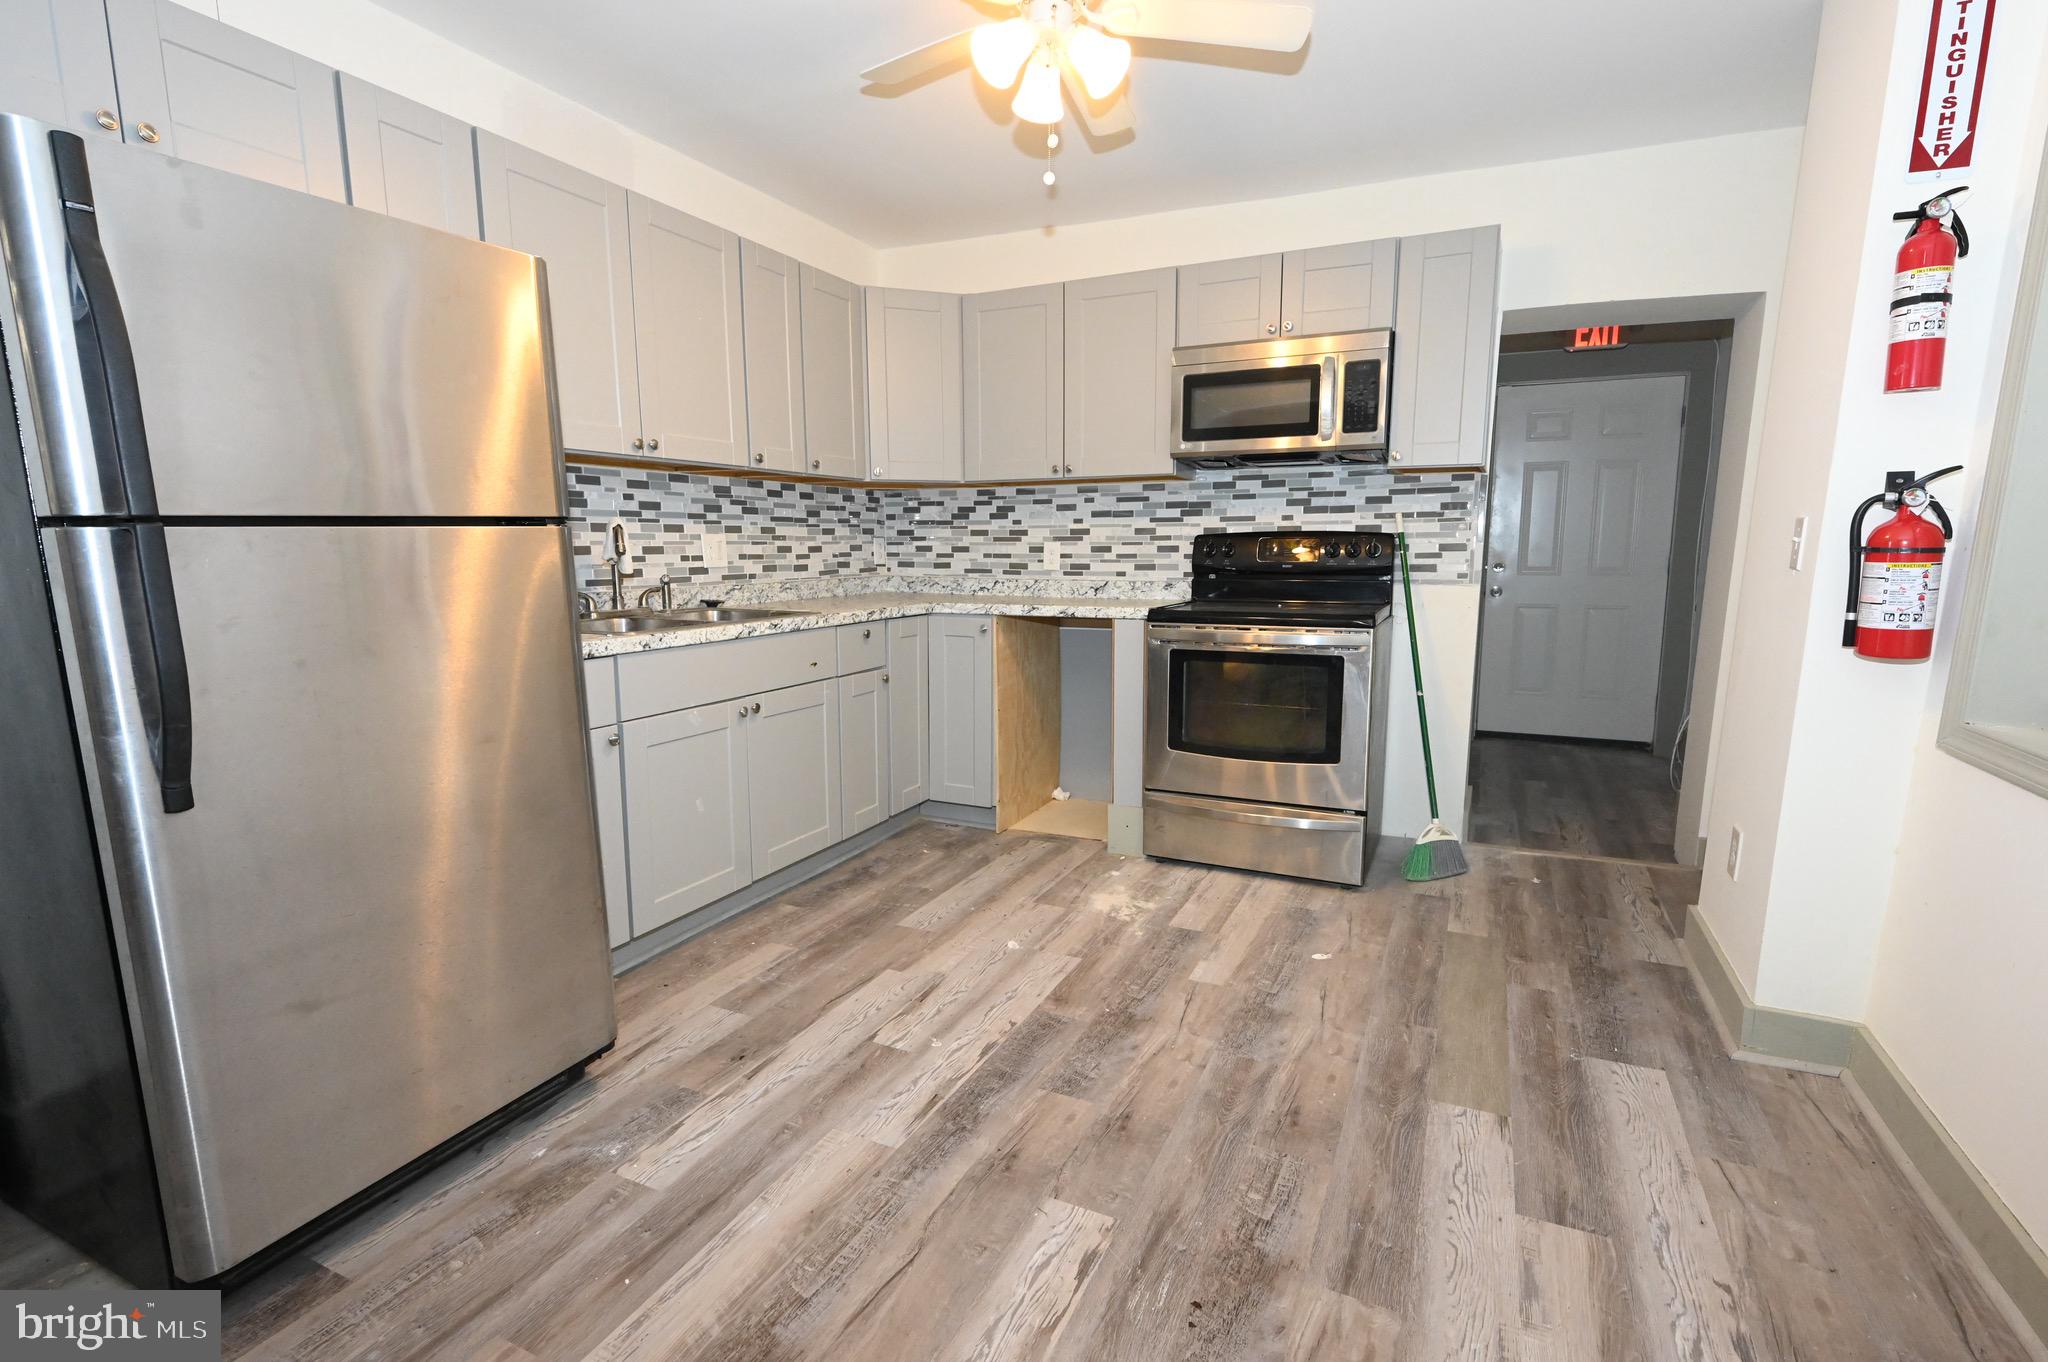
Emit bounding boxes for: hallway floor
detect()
[1470,734,1681,863]
[208,821,2031,1361]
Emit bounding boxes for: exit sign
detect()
[1569,325,1627,351]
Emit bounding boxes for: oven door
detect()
[1145,624,1374,810]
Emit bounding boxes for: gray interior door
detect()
[47,521,614,1279]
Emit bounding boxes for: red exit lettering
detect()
[1569,325,1626,350]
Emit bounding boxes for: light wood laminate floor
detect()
[210,822,2031,1360]
[1470,734,1681,863]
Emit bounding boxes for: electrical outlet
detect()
[1788,516,1809,571]
[1725,826,1744,880]
[700,531,728,569]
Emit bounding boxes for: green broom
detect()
[1395,512,1468,882]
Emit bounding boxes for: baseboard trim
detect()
[916,800,997,829]
[1684,913,2048,1351]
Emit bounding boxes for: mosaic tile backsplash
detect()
[566,463,1481,599]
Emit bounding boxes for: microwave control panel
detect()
[1341,359,1382,434]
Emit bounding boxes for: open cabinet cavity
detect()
[994,617,1114,841]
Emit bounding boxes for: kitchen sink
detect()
[578,605,814,634]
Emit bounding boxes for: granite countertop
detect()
[578,577,1187,659]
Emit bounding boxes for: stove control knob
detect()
[1321,541,1339,560]
[1366,540,1385,559]
[1343,540,1361,558]
[1220,542,1235,557]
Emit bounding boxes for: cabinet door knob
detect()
[606,730,621,747]
[646,438,660,451]
[1282,320,1295,333]
[1265,323,1277,335]
[1063,464,1073,475]
[135,121,160,144]
[872,465,883,477]
[737,705,748,718]
[1051,463,1060,474]
[94,109,118,132]
[751,701,762,714]
[979,623,989,634]
[812,459,821,470]
[882,673,890,683]
[862,628,872,639]
[632,437,645,450]
[753,451,766,464]
[1389,449,1403,462]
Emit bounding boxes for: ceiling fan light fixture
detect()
[1064,23,1131,100]
[970,17,1038,89]
[1011,48,1064,125]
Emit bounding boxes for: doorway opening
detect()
[1468,319,1736,866]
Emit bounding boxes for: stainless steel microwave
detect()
[1169,329,1392,466]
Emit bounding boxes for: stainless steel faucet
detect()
[606,523,641,610]
[637,574,684,612]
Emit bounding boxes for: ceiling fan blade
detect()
[859,29,976,85]
[1095,0,1312,52]
[1061,60,1135,140]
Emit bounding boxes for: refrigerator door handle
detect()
[125,525,194,812]
[49,131,158,516]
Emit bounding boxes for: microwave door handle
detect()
[1318,355,1337,441]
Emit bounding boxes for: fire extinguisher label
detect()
[1889,298,1950,342]
[1857,560,1942,629]
[1892,264,1952,302]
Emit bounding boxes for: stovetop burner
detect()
[1149,529,1398,629]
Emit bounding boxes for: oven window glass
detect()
[1182,365,1322,441]
[1169,650,1344,763]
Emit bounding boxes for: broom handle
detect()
[1395,518,1442,821]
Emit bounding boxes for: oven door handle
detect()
[1146,792,1358,832]
[1147,627,1373,654]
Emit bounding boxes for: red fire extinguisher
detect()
[1886,188,1969,393]
[1843,466,1962,662]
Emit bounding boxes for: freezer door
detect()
[0,114,561,518]
[43,522,615,1280]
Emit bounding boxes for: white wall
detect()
[879,129,1804,312]
[167,0,877,282]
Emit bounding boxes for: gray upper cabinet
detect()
[476,132,639,457]
[1,0,120,137]
[1064,269,1176,480]
[587,726,631,948]
[800,265,868,480]
[964,284,1063,483]
[887,617,929,814]
[1175,254,1282,346]
[837,671,888,838]
[1390,225,1501,470]
[746,681,841,876]
[741,242,806,474]
[866,287,963,483]
[337,75,478,237]
[1281,239,1397,336]
[102,0,343,200]
[623,700,750,934]
[928,616,994,807]
[630,194,746,467]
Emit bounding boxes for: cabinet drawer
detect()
[836,621,887,674]
[617,627,836,721]
[584,658,618,729]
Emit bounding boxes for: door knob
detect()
[134,121,160,144]
[1488,585,1504,598]
[94,109,118,132]
[1490,562,1505,573]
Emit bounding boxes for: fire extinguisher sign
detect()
[1910,0,1996,176]
[1858,560,1943,629]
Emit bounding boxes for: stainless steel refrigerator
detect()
[0,113,616,1285]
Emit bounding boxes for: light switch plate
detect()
[1726,825,1744,880]
[1788,515,1809,571]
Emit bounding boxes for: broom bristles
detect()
[1402,820,1469,881]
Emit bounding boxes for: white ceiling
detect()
[378,0,1823,248]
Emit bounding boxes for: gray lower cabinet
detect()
[927,616,994,807]
[837,670,888,836]
[745,680,841,875]
[623,700,751,934]
[1281,239,1398,336]
[0,0,120,138]
[102,0,344,200]
[476,131,639,457]
[741,241,807,474]
[963,284,1063,483]
[800,265,868,479]
[337,74,479,237]
[865,287,963,482]
[1064,269,1176,480]
[630,193,747,467]
[1175,254,1283,346]
[1390,225,1501,469]
[588,726,631,948]
[887,617,929,813]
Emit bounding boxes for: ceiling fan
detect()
[860,0,1313,155]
